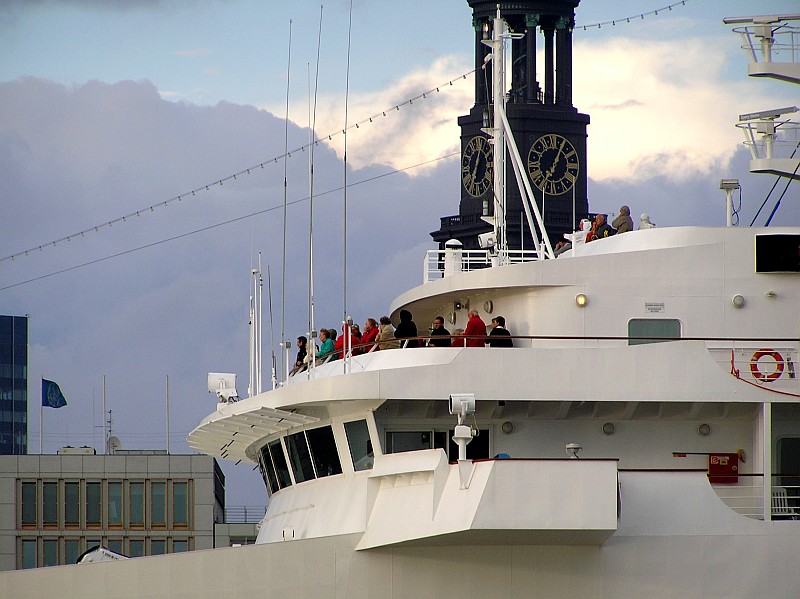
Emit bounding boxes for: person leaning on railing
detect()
[394,309,419,348]
[428,315,452,347]
[376,316,400,350]
[461,309,487,347]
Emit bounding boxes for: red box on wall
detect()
[708,453,739,484]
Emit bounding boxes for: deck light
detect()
[602,422,615,436]
[575,293,588,307]
[731,294,745,308]
[501,421,514,435]
[698,423,712,436]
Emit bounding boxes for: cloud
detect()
[573,35,796,182]
[0,77,457,501]
[275,55,473,176]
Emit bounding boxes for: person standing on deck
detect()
[461,309,487,348]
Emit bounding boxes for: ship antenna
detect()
[248,254,263,396]
[266,260,277,390]
[280,19,292,383]
[308,5,323,372]
[342,0,353,373]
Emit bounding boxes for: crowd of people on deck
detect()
[554,205,657,256]
[287,206,659,376]
[288,309,516,376]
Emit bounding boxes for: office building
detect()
[0,315,28,455]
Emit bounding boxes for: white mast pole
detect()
[102,375,107,455]
[165,374,170,454]
[490,9,506,262]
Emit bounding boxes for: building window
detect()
[150,538,166,555]
[42,481,58,527]
[151,481,166,527]
[306,426,342,478]
[85,482,101,527]
[129,482,144,527]
[128,538,144,558]
[286,431,316,483]
[628,318,681,345]
[268,439,292,489]
[107,481,123,527]
[172,481,189,527]
[172,539,188,553]
[21,481,37,527]
[64,538,80,565]
[64,481,80,527]
[21,538,36,569]
[106,538,123,555]
[42,539,58,567]
[344,420,374,471]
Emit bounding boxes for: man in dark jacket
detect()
[594,213,616,239]
[428,316,451,347]
[487,316,513,347]
[394,309,419,348]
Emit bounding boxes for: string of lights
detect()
[0,71,474,265]
[0,151,459,292]
[576,0,693,30]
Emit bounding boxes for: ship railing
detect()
[288,335,799,391]
[423,248,540,283]
[730,22,800,66]
[735,118,800,161]
[222,505,267,523]
[709,475,800,520]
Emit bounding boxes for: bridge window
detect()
[286,431,316,483]
[268,439,292,489]
[306,426,342,478]
[257,447,279,495]
[344,420,374,471]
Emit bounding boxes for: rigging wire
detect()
[0,151,457,292]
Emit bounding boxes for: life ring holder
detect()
[750,349,784,382]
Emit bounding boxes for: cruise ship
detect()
[6,3,800,598]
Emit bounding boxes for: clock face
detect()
[461,135,494,197]
[527,134,580,195]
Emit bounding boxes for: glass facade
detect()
[0,315,28,455]
[16,477,197,567]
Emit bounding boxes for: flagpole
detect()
[40,377,43,454]
[102,375,107,455]
[166,374,170,455]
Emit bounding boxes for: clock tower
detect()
[432,0,589,251]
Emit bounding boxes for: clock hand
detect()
[546,139,567,179]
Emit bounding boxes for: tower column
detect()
[543,24,554,105]
[556,17,573,105]
[525,15,539,103]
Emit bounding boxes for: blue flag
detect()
[42,379,67,409]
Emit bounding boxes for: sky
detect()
[1,0,799,506]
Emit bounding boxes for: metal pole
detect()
[166,374,170,455]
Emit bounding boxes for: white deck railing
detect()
[423,248,540,283]
[713,482,800,520]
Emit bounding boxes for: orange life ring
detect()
[750,349,784,382]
